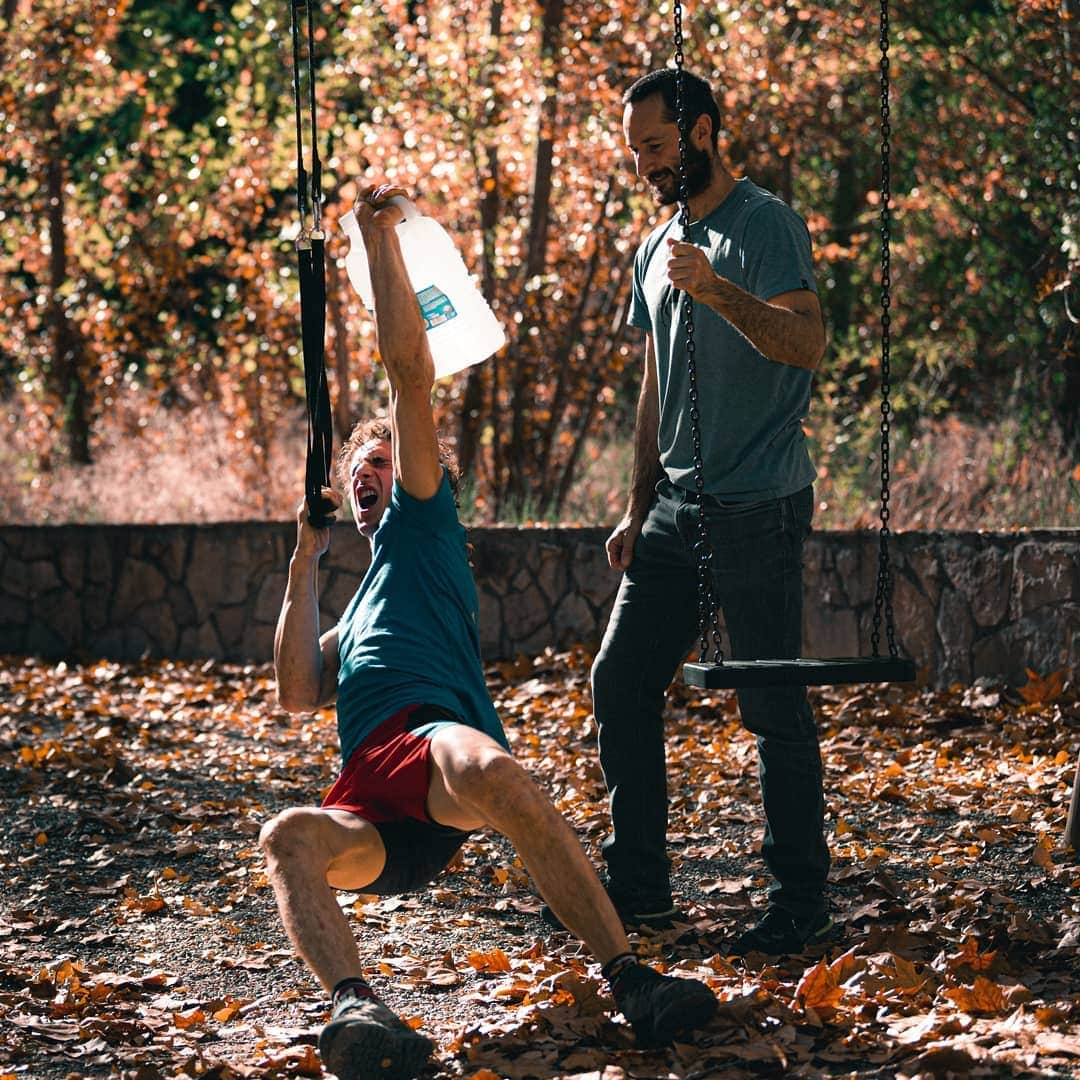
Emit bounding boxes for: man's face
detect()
[349,437,394,538]
[623,93,714,207]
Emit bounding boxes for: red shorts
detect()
[322,704,455,823]
[322,704,470,896]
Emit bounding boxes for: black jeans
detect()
[591,480,829,921]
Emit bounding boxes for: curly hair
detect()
[335,418,460,500]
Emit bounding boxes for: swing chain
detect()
[871,0,899,658]
[674,5,724,665]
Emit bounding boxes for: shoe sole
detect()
[319,1018,434,1080]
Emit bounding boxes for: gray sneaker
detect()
[318,995,434,1080]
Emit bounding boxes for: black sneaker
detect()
[318,995,434,1080]
[613,964,718,1048]
[730,907,838,957]
[540,883,683,932]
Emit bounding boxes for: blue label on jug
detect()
[416,285,458,330]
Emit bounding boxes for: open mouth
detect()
[357,488,378,510]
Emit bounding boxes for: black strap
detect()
[291,0,334,528]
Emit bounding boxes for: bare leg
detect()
[259,806,386,992]
[426,726,630,966]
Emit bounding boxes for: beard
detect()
[648,141,713,207]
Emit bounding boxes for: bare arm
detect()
[666,239,826,370]
[355,186,442,501]
[274,491,342,713]
[606,332,661,570]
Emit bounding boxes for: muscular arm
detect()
[667,239,826,370]
[360,193,442,501]
[274,495,341,713]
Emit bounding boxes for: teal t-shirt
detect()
[629,177,818,502]
[334,471,509,765]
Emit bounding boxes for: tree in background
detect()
[1,0,1074,523]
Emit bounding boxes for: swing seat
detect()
[682,655,917,689]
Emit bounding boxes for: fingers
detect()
[354,183,408,213]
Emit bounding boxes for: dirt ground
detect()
[0,651,1077,1079]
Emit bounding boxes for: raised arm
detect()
[352,185,442,501]
[275,490,342,713]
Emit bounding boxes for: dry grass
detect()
[0,399,1075,529]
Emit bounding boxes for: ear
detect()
[692,113,715,150]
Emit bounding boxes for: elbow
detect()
[275,683,318,714]
[803,327,827,371]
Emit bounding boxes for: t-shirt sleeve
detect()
[743,201,818,302]
[387,469,460,535]
[628,245,652,331]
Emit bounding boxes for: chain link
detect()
[674,4,724,664]
[674,0,899,665]
[871,0,899,657]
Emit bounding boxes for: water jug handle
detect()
[386,195,420,222]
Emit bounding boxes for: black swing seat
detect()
[682,655,917,689]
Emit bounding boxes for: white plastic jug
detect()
[340,197,505,380]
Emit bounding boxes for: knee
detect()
[590,649,622,718]
[451,748,532,811]
[259,808,321,869]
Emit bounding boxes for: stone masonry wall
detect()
[0,524,1076,688]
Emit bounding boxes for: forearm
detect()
[698,277,823,370]
[363,227,434,391]
[274,554,324,712]
[626,360,661,520]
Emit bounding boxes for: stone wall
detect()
[1,523,1076,687]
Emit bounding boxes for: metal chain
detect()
[870,0,899,657]
[674,4,724,664]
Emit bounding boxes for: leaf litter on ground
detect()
[0,652,1077,1078]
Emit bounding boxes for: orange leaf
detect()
[1018,667,1066,705]
[465,948,511,973]
[173,1008,207,1029]
[944,975,1008,1015]
[795,957,844,1013]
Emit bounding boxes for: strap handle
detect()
[291,0,334,528]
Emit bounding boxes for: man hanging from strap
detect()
[260,183,718,1080]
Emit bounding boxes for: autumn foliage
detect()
[0,0,1075,523]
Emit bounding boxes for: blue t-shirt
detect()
[334,471,509,765]
[629,177,818,502]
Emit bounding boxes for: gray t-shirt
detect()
[629,178,818,501]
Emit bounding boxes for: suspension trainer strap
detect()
[870,0,899,657]
[673,5,724,664]
[291,0,333,528]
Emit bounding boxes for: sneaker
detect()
[540,882,683,932]
[730,907,838,957]
[613,964,718,1047]
[318,994,434,1080]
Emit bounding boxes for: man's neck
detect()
[686,162,736,222]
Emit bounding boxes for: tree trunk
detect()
[45,90,90,465]
[827,139,860,340]
[324,252,354,442]
[505,0,564,512]
[522,0,563,281]
[457,0,504,484]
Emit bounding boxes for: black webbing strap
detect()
[290,0,334,528]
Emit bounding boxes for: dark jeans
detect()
[591,480,829,921]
